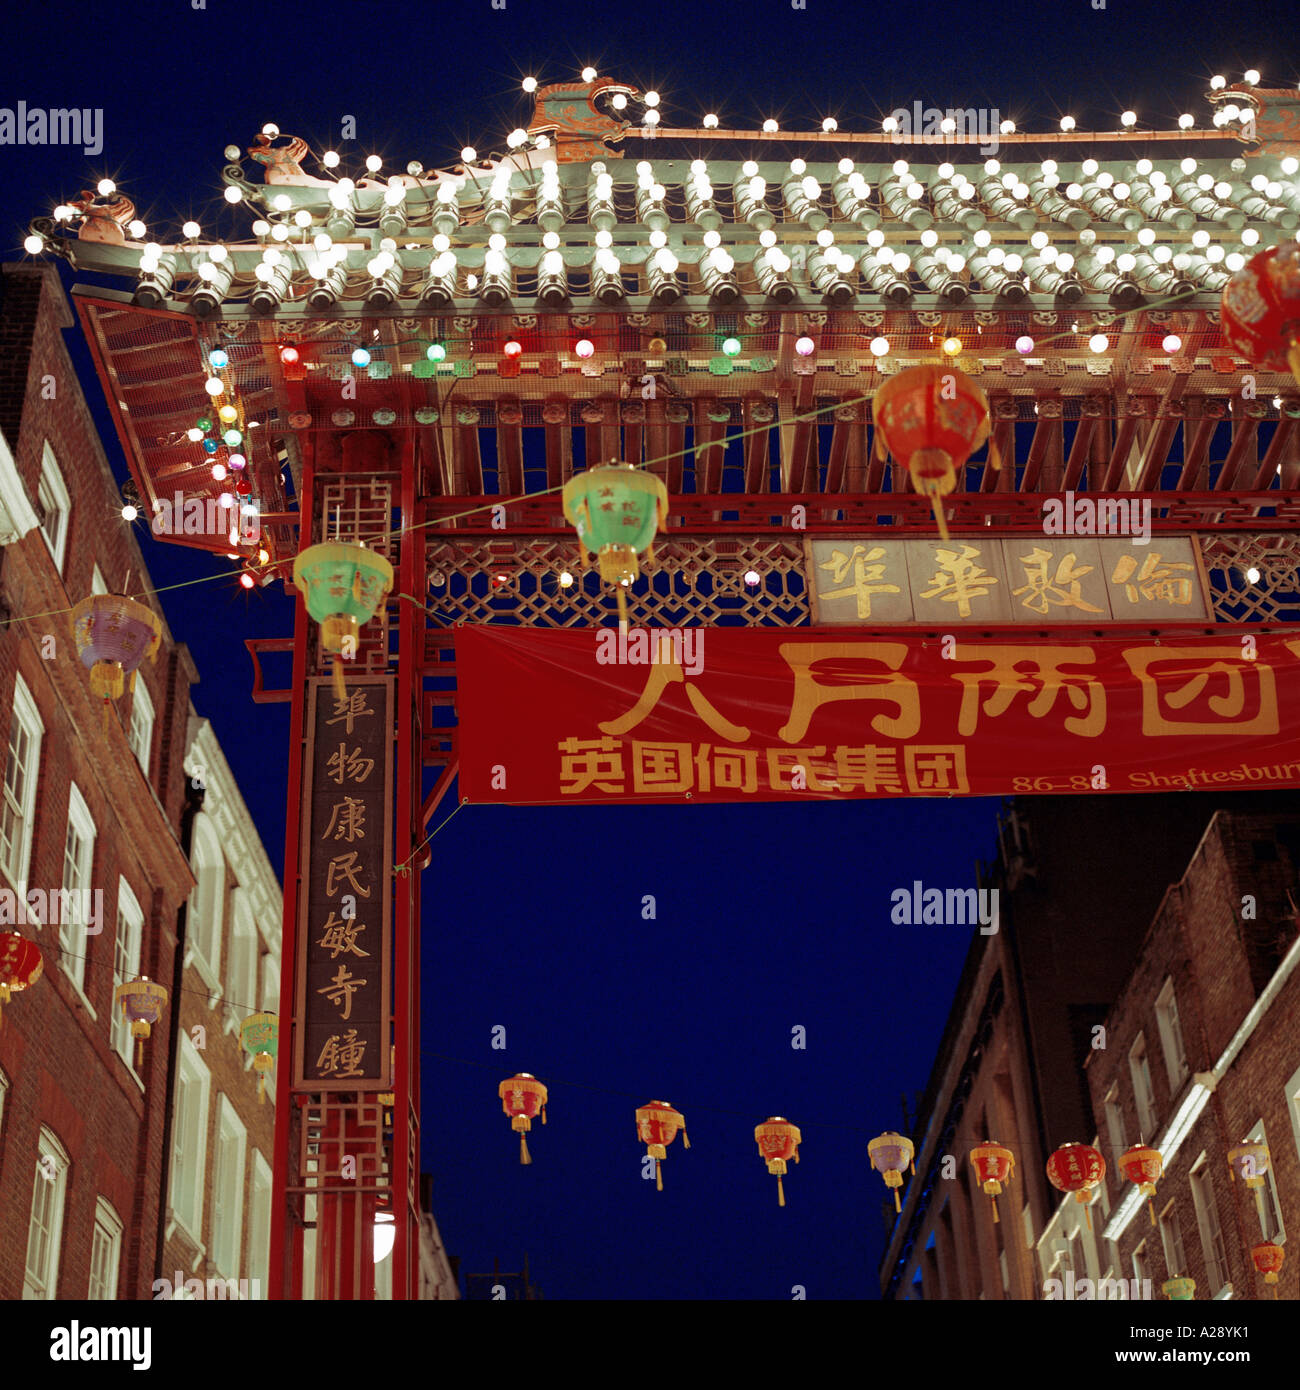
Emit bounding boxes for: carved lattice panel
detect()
[1200,534,1300,624]
[313,477,395,674]
[291,1093,391,1197]
[426,536,809,627]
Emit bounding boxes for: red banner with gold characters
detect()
[456,627,1300,803]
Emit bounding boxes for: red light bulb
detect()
[279,345,300,364]
[502,339,523,357]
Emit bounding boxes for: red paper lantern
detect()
[871,362,993,540]
[1047,1143,1107,1230]
[498,1073,547,1164]
[1220,242,1300,388]
[754,1117,801,1207]
[1118,1144,1164,1226]
[1251,1241,1285,1298]
[636,1100,688,1191]
[0,931,43,1025]
[970,1140,1016,1223]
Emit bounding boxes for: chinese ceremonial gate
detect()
[37,71,1300,1297]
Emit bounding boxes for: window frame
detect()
[1155,977,1189,1094]
[187,813,224,988]
[37,440,71,574]
[0,673,44,898]
[87,1197,123,1300]
[1245,1120,1286,1243]
[23,1126,70,1299]
[110,878,144,1068]
[248,1149,272,1297]
[90,564,108,596]
[1129,1032,1158,1141]
[128,678,155,778]
[59,782,97,995]
[211,1096,247,1279]
[1159,1198,1188,1278]
[168,1032,211,1242]
[1189,1152,1229,1296]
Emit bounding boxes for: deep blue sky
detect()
[3,0,1299,1300]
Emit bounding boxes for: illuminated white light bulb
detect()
[838,157,854,175]
[1244,69,1260,85]
[23,234,43,254]
[1089,333,1109,353]
[822,117,837,132]
[183,220,201,238]
[1003,252,1023,272]
[907,182,924,200]
[702,228,721,248]
[1241,228,1260,246]
[882,116,899,133]
[1214,181,1233,200]
[1152,245,1172,263]
[653,249,678,273]
[1225,251,1246,271]
[461,147,477,163]
[986,247,1005,266]
[940,117,956,133]
[126,218,146,238]
[762,119,778,132]
[1113,182,1130,200]
[869,336,890,356]
[999,119,1015,134]
[1206,245,1225,263]
[1162,334,1182,353]
[790,157,807,175]
[644,92,660,108]
[703,113,719,129]
[758,228,777,247]
[1121,111,1137,127]
[1210,75,1226,90]
[648,228,667,248]
[1060,116,1076,131]
[581,66,597,82]
[866,228,885,247]
[1116,252,1136,272]
[488,232,506,251]
[984,159,1000,175]
[1178,113,1195,129]
[1192,229,1211,248]
[1137,227,1156,245]
[1096,171,1114,189]
[1066,182,1083,200]
[1247,566,1261,584]
[522,76,538,93]
[890,251,910,273]
[973,229,992,247]
[1281,157,1299,175]
[270,224,289,241]
[594,228,612,248]
[365,155,382,172]
[816,227,835,247]
[97,178,116,195]
[1001,171,1017,189]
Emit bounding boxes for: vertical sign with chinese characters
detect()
[293,678,393,1091]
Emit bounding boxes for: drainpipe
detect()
[153,777,205,1286]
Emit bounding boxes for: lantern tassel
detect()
[258,1073,267,1105]
[778,1174,785,1207]
[894,1189,901,1213]
[615,586,629,627]
[1148,1198,1156,1226]
[991,1195,999,1224]
[333,655,347,703]
[520,1132,531,1165]
[682,1129,689,1149]
[541,1105,546,1126]
[135,1038,143,1070]
[656,1159,663,1192]
[990,438,1002,472]
[928,483,950,542]
[102,701,111,736]
[1084,1202,1093,1233]
[1288,339,1300,391]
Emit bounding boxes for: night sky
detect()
[3,0,1299,1300]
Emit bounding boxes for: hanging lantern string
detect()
[0,287,1215,635]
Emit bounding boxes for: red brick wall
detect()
[0,263,197,1299]
[1086,810,1300,1299]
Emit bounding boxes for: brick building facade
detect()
[1073,808,1300,1302]
[881,791,1299,1301]
[0,262,279,1299]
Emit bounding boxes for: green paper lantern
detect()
[561,463,668,623]
[292,542,394,694]
[1163,1276,1195,1300]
